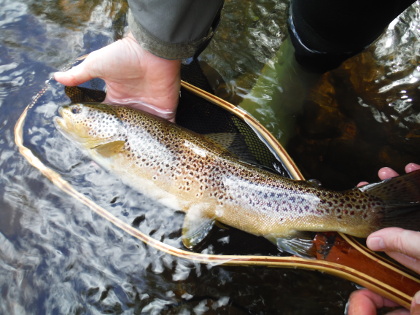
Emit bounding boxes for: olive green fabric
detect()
[127,0,223,59]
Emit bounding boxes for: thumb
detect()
[367,228,420,257]
[54,61,94,86]
[367,228,420,273]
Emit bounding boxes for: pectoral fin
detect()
[267,232,316,258]
[92,140,125,157]
[182,206,215,249]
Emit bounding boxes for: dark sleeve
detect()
[127,0,224,60]
[288,0,416,72]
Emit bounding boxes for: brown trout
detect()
[55,103,420,256]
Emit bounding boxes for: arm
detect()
[127,0,223,59]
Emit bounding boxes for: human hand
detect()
[347,163,420,315]
[54,32,181,121]
[350,227,420,315]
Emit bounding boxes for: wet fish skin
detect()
[55,103,420,255]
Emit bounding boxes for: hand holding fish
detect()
[54,32,181,121]
[347,163,420,315]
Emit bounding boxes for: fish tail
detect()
[380,204,420,231]
[360,169,420,231]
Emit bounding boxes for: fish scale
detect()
[55,103,420,257]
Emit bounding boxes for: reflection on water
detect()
[0,0,418,314]
[201,0,289,102]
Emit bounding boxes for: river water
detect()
[0,0,419,314]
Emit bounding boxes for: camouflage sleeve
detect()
[127,0,224,60]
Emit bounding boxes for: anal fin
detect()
[267,232,316,258]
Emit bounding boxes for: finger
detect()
[367,227,420,263]
[54,64,93,86]
[347,289,401,315]
[54,57,95,86]
[412,291,420,315]
[385,251,420,274]
[357,181,369,187]
[405,163,420,173]
[378,167,399,180]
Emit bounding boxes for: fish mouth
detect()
[54,106,102,148]
[54,107,77,142]
[53,107,68,132]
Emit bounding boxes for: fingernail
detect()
[367,237,385,251]
[406,163,420,173]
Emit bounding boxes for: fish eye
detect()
[71,106,81,114]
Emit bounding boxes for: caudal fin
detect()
[359,170,420,231]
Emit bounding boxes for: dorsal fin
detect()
[205,132,258,165]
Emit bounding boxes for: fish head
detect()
[54,103,124,149]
